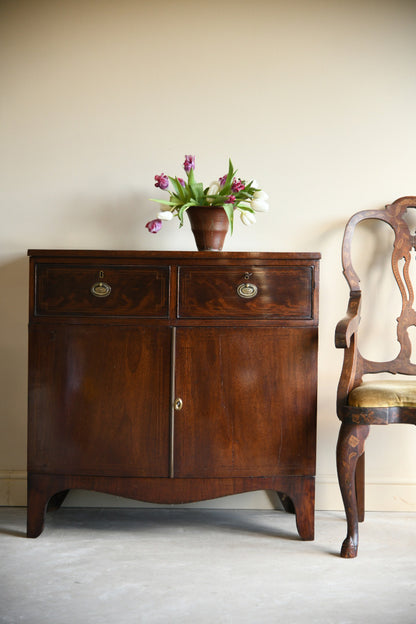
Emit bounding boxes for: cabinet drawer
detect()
[178,266,314,319]
[35,264,169,317]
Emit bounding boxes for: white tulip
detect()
[157,211,173,221]
[206,180,221,203]
[250,198,269,212]
[240,211,257,226]
[252,190,269,201]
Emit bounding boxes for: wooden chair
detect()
[336,196,416,558]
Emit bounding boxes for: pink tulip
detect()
[183,155,195,173]
[228,195,236,204]
[154,173,169,190]
[177,177,186,187]
[145,219,162,233]
[232,178,245,193]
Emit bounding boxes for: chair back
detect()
[341,196,416,378]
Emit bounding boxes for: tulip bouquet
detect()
[146,155,269,234]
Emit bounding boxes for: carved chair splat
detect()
[336,196,416,558]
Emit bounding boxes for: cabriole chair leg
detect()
[336,421,369,558]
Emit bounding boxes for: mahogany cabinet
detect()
[27,250,320,538]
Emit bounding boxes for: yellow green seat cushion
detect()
[348,380,416,408]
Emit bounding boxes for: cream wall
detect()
[1,0,416,510]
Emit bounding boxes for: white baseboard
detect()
[315,475,416,511]
[2,471,416,511]
[0,471,27,506]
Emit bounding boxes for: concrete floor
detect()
[0,507,415,624]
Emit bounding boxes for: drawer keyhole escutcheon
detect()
[91,282,112,298]
[174,398,183,411]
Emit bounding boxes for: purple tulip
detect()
[228,195,236,204]
[219,174,227,187]
[183,155,195,173]
[232,178,245,193]
[177,177,186,187]
[145,218,162,233]
[154,173,169,190]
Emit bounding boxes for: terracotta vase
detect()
[186,206,229,251]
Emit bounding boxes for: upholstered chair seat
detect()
[348,380,416,408]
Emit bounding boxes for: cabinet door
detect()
[173,327,317,478]
[28,325,171,477]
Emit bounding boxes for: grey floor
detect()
[0,507,415,624]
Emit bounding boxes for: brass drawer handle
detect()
[174,398,183,411]
[91,281,112,298]
[237,282,258,299]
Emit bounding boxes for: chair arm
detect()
[335,292,361,349]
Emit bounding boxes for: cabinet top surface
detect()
[28,249,321,260]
